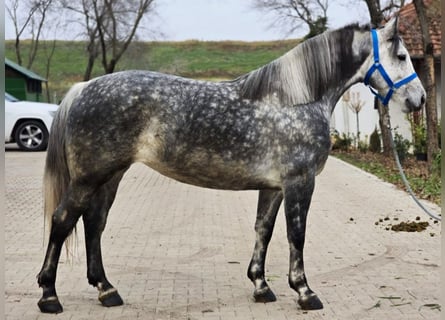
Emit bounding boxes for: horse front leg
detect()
[82,170,126,308]
[248,189,283,302]
[283,173,323,310]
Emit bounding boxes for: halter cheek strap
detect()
[364,29,418,106]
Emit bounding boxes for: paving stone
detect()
[5,150,441,319]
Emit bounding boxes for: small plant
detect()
[331,131,353,151]
[432,152,441,177]
[392,130,411,163]
[369,127,381,153]
[412,122,427,155]
[357,137,369,153]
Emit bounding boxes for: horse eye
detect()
[397,54,406,61]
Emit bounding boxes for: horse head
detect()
[364,17,426,113]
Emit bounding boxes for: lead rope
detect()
[364,28,440,221]
[385,116,441,221]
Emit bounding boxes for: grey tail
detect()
[43,82,87,260]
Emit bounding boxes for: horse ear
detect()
[393,15,399,34]
[384,16,399,36]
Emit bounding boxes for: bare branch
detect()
[65,0,157,76]
[252,0,329,38]
[27,0,54,69]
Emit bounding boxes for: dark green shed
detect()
[5,58,47,102]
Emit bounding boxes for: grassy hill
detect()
[5,39,300,101]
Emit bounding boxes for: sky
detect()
[5,0,370,41]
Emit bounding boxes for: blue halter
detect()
[364,29,418,106]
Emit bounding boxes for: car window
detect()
[5,93,19,102]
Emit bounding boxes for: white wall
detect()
[331,83,413,142]
[331,67,442,144]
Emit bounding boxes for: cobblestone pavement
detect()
[5,148,441,320]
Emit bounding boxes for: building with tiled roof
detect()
[397,0,441,121]
[398,0,441,59]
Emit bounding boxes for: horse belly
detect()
[134,124,281,190]
[137,152,282,190]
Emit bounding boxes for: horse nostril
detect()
[421,94,425,105]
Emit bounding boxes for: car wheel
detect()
[14,120,49,151]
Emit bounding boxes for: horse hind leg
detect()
[37,182,97,313]
[82,169,127,308]
[247,189,282,303]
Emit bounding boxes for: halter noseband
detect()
[364,29,418,106]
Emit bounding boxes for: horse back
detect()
[64,70,331,190]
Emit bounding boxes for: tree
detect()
[362,0,405,23]
[348,92,365,146]
[61,0,102,80]
[6,0,37,66]
[62,0,156,79]
[6,0,61,102]
[96,0,156,74]
[6,0,55,69]
[41,36,58,102]
[361,0,405,157]
[412,0,439,171]
[252,0,329,39]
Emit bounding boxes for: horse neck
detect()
[286,28,372,106]
[239,26,371,109]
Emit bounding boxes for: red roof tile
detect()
[397,0,441,58]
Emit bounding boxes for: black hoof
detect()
[99,289,124,307]
[253,287,277,303]
[298,294,324,310]
[38,297,63,314]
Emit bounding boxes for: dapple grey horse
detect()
[37,18,425,313]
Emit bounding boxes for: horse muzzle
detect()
[405,93,425,113]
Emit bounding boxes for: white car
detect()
[5,93,59,151]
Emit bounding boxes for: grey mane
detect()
[237,24,371,106]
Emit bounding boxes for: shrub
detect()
[393,130,411,163]
[357,137,368,153]
[332,132,353,151]
[369,127,381,153]
[412,123,427,154]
